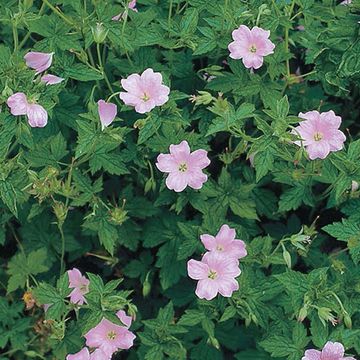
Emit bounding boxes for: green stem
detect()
[59,225,65,275]
[12,24,18,53]
[42,0,75,27]
[168,0,173,29]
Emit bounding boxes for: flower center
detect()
[80,284,88,293]
[107,331,117,340]
[249,45,257,53]
[216,245,223,251]
[178,163,188,172]
[313,132,323,141]
[208,270,217,280]
[141,93,150,102]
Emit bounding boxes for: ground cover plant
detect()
[0,0,359,359]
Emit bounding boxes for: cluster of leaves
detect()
[0,0,359,359]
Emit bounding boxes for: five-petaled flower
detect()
[228,25,275,69]
[68,268,90,305]
[200,224,247,259]
[119,68,170,113]
[302,341,356,360]
[156,140,210,192]
[292,110,346,160]
[85,317,136,357]
[187,252,240,300]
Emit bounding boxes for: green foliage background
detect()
[0,0,360,359]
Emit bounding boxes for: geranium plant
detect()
[0,0,359,359]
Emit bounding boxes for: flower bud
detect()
[110,207,128,225]
[142,273,151,297]
[298,305,308,322]
[282,247,292,268]
[91,23,109,44]
[344,313,352,329]
[53,201,68,226]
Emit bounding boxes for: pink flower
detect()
[67,347,90,360]
[41,74,64,85]
[112,0,138,20]
[292,110,346,160]
[155,140,210,192]
[67,268,89,305]
[85,318,136,357]
[66,348,110,360]
[228,25,275,69]
[97,100,117,130]
[340,0,351,5]
[26,103,48,128]
[187,252,240,300]
[7,92,28,115]
[116,310,132,328]
[89,349,110,360]
[119,68,170,113]
[200,224,247,259]
[302,341,356,360]
[24,51,54,74]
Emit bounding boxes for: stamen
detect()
[107,331,117,340]
[249,45,257,53]
[313,132,323,141]
[141,93,150,102]
[178,163,188,172]
[208,270,217,280]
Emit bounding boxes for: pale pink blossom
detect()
[119,68,170,113]
[112,0,138,20]
[340,0,351,5]
[302,341,356,360]
[156,140,210,192]
[292,110,346,160]
[85,318,136,357]
[67,347,90,360]
[66,348,110,360]
[26,103,48,128]
[200,224,247,259]
[7,92,28,115]
[228,25,275,69]
[187,252,240,300]
[41,74,64,85]
[97,100,117,130]
[24,51,54,74]
[67,268,89,305]
[116,310,132,328]
[89,349,110,360]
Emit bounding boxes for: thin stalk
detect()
[168,0,173,29]
[12,24,19,52]
[42,0,75,27]
[59,225,65,275]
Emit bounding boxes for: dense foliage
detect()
[0,0,360,359]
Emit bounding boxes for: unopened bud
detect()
[282,247,292,268]
[344,313,352,329]
[91,23,109,44]
[109,207,128,225]
[298,305,308,322]
[53,201,68,225]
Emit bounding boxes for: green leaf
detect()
[65,63,104,81]
[98,219,118,255]
[0,180,18,217]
